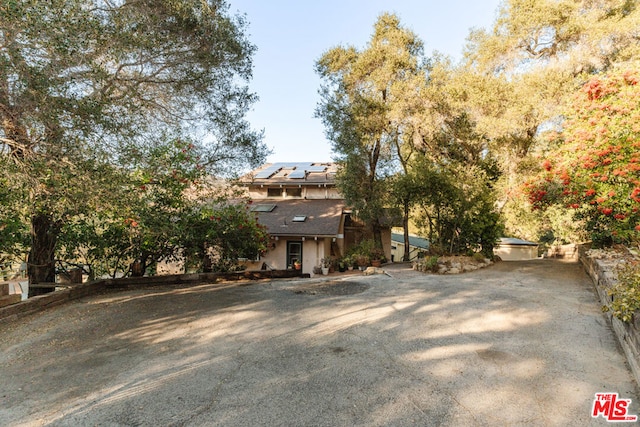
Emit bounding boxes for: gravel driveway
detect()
[0,259,637,426]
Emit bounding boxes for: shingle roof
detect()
[252,199,344,237]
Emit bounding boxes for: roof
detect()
[498,237,538,247]
[252,199,345,237]
[241,162,337,185]
[391,233,430,249]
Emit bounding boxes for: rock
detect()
[363,267,385,276]
[447,267,460,274]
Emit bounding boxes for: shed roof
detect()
[252,199,344,237]
[498,237,539,247]
[391,233,430,249]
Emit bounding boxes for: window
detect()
[292,215,307,222]
[267,188,282,197]
[287,187,302,197]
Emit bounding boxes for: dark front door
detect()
[287,241,302,269]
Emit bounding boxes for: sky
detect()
[227,0,503,164]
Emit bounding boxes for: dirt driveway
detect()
[0,259,637,426]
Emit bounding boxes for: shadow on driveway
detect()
[0,259,637,426]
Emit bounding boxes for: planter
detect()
[321,267,329,275]
[294,263,301,271]
[371,259,382,268]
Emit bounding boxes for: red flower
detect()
[601,208,613,215]
[635,225,640,231]
[585,189,596,196]
[614,213,626,220]
[542,159,552,171]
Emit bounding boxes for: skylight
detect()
[250,204,276,212]
[292,215,307,222]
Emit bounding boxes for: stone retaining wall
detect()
[579,245,640,386]
[0,269,306,324]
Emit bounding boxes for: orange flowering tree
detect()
[525,67,640,246]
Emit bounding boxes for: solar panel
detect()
[273,162,312,168]
[288,170,306,179]
[254,167,281,179]
[306,166,327,172]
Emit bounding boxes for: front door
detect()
[287,241,302,269]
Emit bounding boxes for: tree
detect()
[456,0,640,243]
[1,0,266,292]
[182,203,269,273]
[316,13,427,249]
[525,66,640,246]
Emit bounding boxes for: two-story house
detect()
[240,162,391,275]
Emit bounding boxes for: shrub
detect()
[472,252,486,262]
[425,256,439,272]
[605,262,640,323]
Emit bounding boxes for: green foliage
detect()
[1,0,266,284]
[346,239,383,266]
[410,149,503,258]
[525,67,640,246]
[424,256,439,272]
[316,13,426,246]
[605,262,640,323]
[182,203,269,273]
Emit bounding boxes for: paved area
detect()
[0,259,638,426]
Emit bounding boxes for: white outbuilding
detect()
[494,237,539,261]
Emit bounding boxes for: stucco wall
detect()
[260,237,332,276]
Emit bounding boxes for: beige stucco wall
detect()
[246,186,341,200]
[259,237,332,276]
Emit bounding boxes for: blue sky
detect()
[228,0,502,164]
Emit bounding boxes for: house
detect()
[240,162,392,275]
[390,232,430,262]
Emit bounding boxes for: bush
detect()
[472,252,486,262]
[605,262,640,323]
[425,256,439,272]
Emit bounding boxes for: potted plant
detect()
[293,259,301,270]
[320,258,330,275]
[355,254,369,271]
[344,255,354,271]
[370,246,385,267]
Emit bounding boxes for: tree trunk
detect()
[372,220,383,253]
[403,200,410,262]
[28,213,59,297]
[202,251,213,273]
